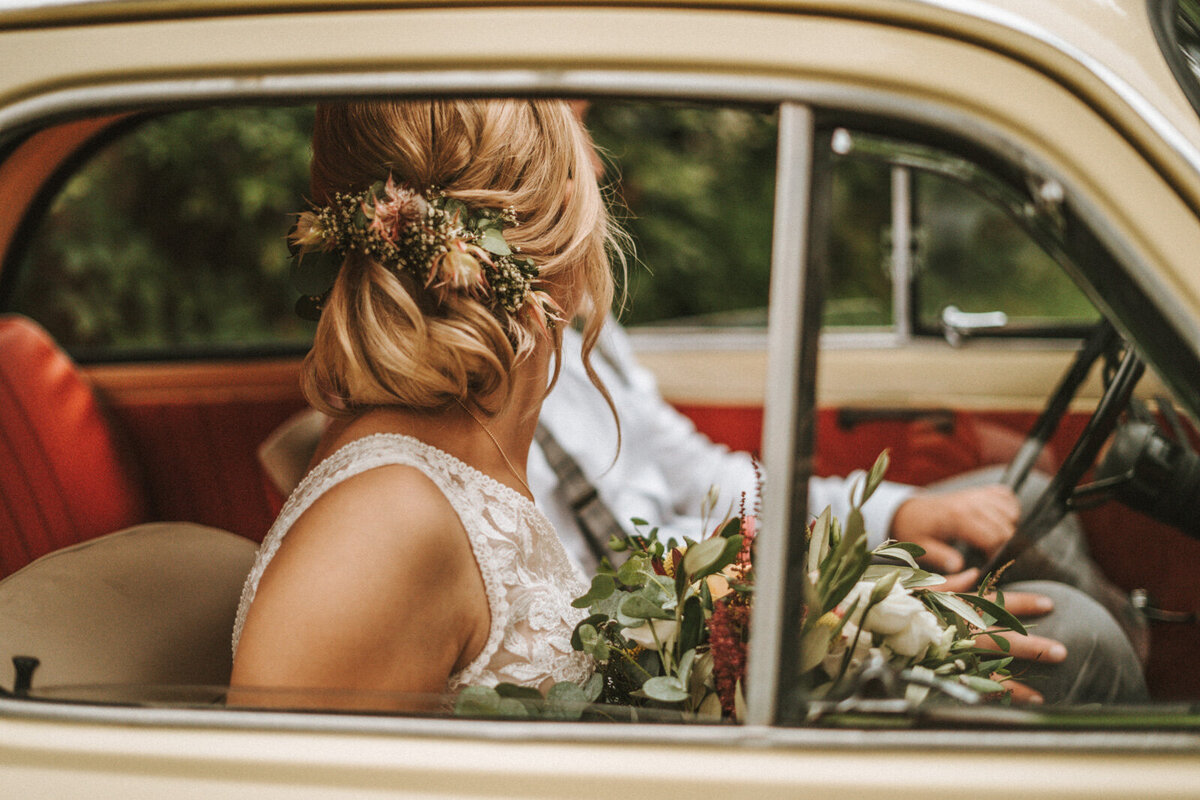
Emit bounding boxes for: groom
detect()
[528,319,1148,705]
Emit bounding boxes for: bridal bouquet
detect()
[457,451,1025,720]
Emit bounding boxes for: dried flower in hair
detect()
[365,176,428,244]
[428,242,488,295]
[287,176,550,327]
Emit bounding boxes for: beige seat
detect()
[258,407,326,501]
[0,522,257,690]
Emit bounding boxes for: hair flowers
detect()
[288,176,560,330]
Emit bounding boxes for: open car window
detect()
[3,97,1200,735]
[3,108,316,361]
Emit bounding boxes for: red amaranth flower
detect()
[708,598,750,717]
[736,514,756,570]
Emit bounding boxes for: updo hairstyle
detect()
[302,98,619,417]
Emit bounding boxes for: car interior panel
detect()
[0,521,256,688]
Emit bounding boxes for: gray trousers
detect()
[930,467,1148,705]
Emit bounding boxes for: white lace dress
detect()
[232,433,594,693]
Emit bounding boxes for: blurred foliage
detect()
[586,101,778,327]
[585,102,901,329]
[10,106,317,354]
[827,156,893,327]
[7,101,1091,357]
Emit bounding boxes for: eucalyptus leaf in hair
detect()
[290,249,342,297]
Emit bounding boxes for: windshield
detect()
[1153,0,1200,120]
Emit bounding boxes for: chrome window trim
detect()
[890,166,915,341]
[626,328,1086,355]
[4,695,1200,752]
[745,101,815,727]
[3,67,1200,745]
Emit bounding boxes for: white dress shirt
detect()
[529,323,915,573]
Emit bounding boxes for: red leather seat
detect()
[0,315,148,577]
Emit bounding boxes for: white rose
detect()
[840,580,944,660]
[864,582,929,635]
[882,604,943,658]
[623,619,678,652]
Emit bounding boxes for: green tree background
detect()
[11,106,316,354]
[8,101,1089,355]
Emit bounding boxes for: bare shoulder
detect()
[288,464,466,565]
[232,464,489,696]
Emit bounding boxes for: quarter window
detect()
[5,107,315,360]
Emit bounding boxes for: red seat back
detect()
[0,316,148,576]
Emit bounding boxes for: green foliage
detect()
[827,156,894,327]
[586,101,778,327]
[567,506,750,717]
[10,100,1096,361]
[913,172,1097,328]
[12,106,317,353]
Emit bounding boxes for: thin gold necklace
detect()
[456,399,533,498]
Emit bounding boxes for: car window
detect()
[587,103,1097,340]
[6,100,1093,354]
[9,101,785,352]
[3,107,316,360]
[911,168,1099,337]
[4,99,1200,733]
[822,132,1099,344]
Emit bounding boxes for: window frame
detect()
[1151,0,1200,127]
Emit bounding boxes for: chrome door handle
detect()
[941,305,1008,346]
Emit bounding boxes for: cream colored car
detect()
[2,0,1200,796]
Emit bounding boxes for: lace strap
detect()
[233,434,512,673]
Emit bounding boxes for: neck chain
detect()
[456,399,533,499]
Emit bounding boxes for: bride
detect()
[230,99,620,703]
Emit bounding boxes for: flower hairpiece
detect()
[288,176,560,332]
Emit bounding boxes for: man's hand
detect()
[973,590,1066,704]
[889,484,1020,572]
[935,573,1064,704]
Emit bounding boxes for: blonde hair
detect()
[302,99,620,417]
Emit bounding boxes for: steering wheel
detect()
[982,320,1145,572]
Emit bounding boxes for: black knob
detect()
[12,656,39,697]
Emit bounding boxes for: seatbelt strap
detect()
[534,423,626,566]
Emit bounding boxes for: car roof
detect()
[1,0,1196,157]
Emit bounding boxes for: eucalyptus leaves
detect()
[569,493,752,718]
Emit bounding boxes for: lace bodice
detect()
[232,433,594,693]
